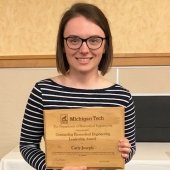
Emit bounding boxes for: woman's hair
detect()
[56,3,113,75]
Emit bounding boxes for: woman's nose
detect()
[79,42,90,53]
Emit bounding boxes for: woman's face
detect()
[63,15,106,74]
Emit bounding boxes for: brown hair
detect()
[56,3,113,75]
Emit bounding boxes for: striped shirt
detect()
[20,78,136,170]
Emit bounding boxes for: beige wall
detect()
[0,68,58,158]
[0,0,170,55]
[119,67,170,93]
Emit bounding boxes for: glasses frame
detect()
[64,36,106,50]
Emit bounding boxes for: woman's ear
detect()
[103,40,108,54]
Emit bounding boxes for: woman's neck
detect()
[54,70,113,90]
[64,71,101,89]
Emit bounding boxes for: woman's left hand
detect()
[118,138,131,159]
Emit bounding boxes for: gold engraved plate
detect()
[44,107,124,169]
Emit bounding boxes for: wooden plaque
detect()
[44,107,124,169]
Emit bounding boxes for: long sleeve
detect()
[124,94,136,163]
[20,83,46,170]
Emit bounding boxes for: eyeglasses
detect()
[64,36,106,50]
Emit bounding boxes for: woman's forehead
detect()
[64,16,105,37]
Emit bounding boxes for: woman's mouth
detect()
[76,57,93,64]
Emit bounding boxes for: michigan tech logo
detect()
[60,114,68,124]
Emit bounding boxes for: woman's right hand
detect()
[61,166,87,170]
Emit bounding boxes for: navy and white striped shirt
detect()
[20,78,136,170]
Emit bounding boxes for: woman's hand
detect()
[61,166,100,170]
[118,138,131,159]
[62,166,87,170]
[61,138,131,170]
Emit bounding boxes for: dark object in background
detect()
[133,96,170,142]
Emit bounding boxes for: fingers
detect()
[118,138,131,159]
[61,167,100,170]
[62,166,87,170]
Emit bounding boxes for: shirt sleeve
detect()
[20,83,46,170]
[124,94,136,163]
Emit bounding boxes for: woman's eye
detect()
[89,38,100,44]
[69,38,80,44]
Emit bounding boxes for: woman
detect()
[20,3,136,170]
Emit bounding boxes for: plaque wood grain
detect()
[44,107,124,169]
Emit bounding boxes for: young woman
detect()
[20,3,136,170]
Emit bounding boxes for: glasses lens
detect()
[66,37,81,49]
[87,37,103,49]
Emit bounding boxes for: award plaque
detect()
[44,107,124,169]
